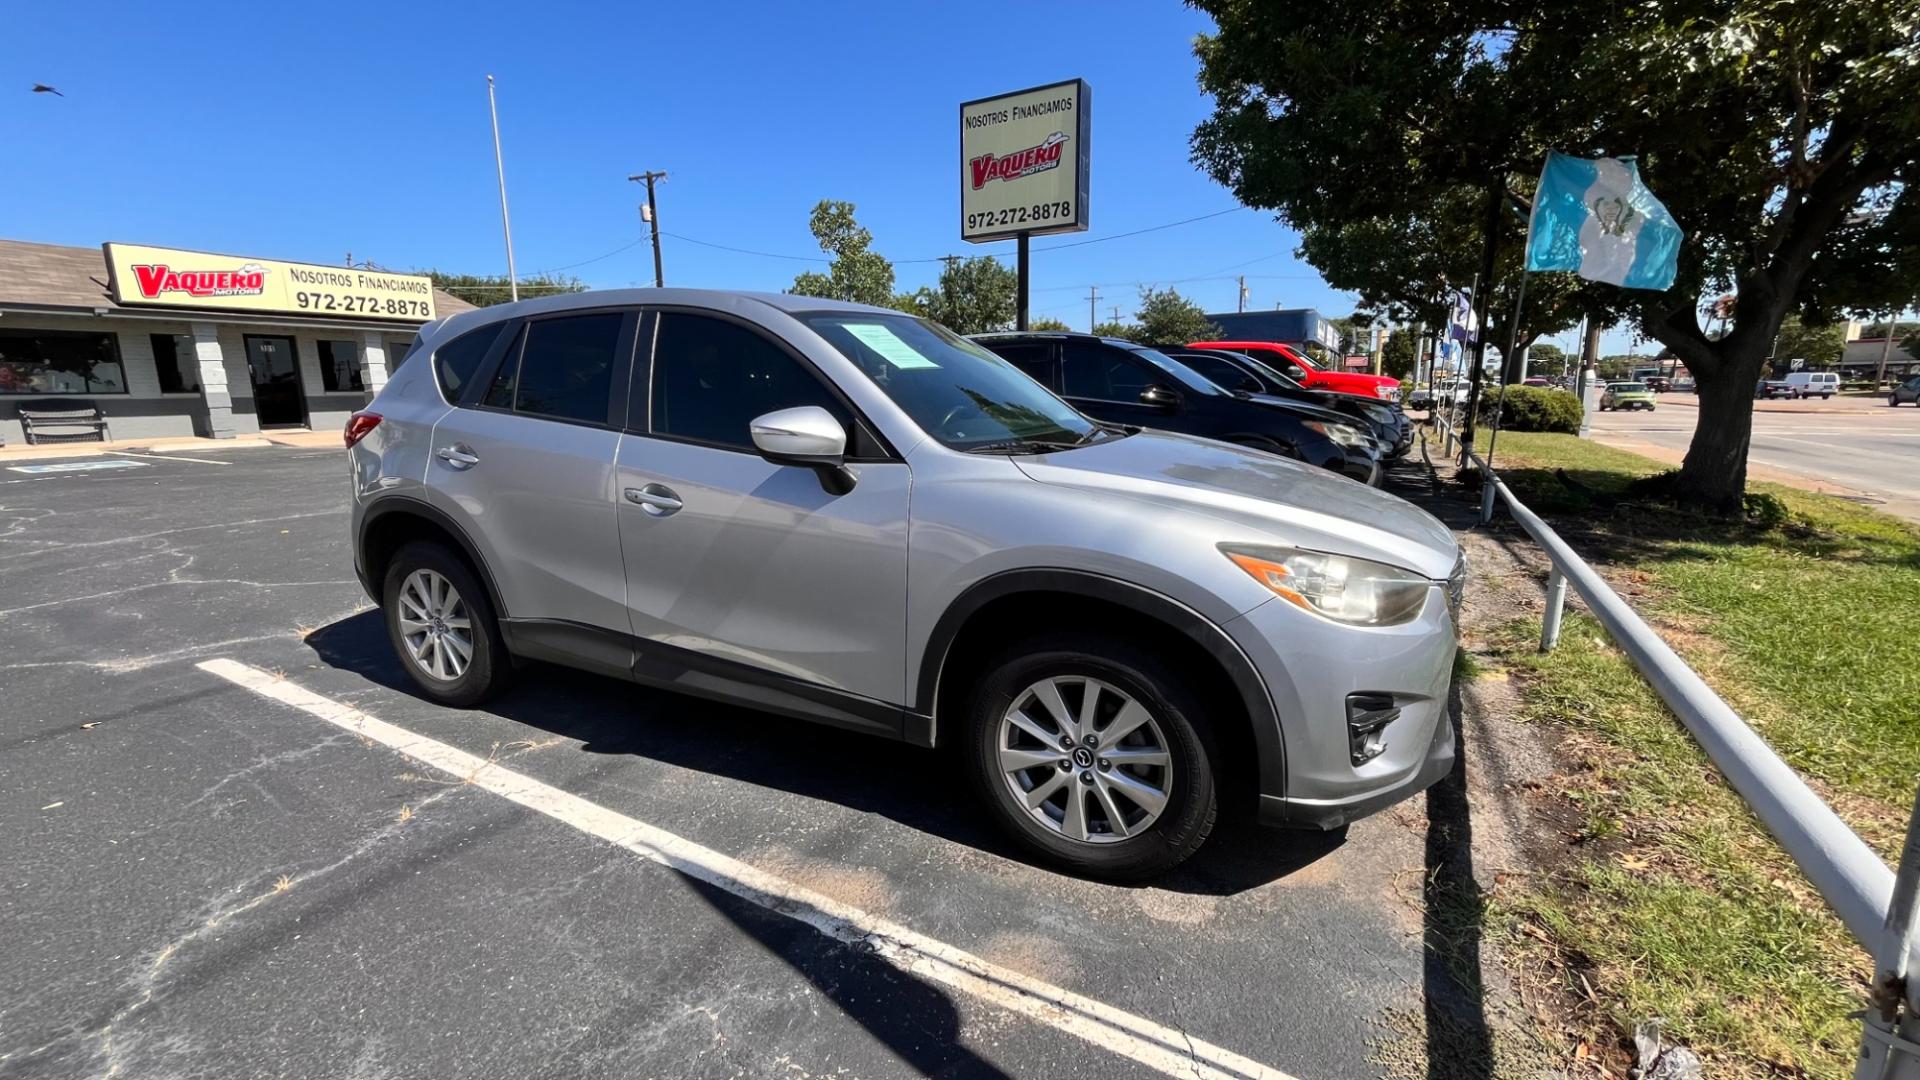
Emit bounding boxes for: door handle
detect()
[435,445,480,468]
[624,484,683,516]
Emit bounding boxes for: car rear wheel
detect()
[966,635,1218,879]
[383,541,512,708]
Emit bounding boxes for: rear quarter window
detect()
[430,324,506,402]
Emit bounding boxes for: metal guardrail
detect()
[1428,414,1920,1077]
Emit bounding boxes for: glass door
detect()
[244,335,306,428]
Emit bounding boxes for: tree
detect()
[1092,320,1138,341]
[1771,315,1845,372]
[1192,0,1920,514]
[1380,329,1417,379]
[1529,342,1569,374]
[1030,316,1073,331]
[426,271,585,308]
[1132,287,1220,346]
[788,200,895,307]
[900,256,1018,334]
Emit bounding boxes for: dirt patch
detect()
[741,845,897,915]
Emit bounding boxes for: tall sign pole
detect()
[958,79,1091,331]
[628,170,668,287]
[486,75,518,303]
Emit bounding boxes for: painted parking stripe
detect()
[109,450,235,465]
[197,658,1298,1080]
[7,459,149,474]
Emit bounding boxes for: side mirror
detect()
[1139,384,1180,409]
[749,405,856,495]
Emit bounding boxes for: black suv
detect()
[972,332,1380,485]
[1166,347,1412,457]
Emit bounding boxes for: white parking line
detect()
[109,450,235,465]
[195,658,1298,1080]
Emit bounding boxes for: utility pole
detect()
[1087,286,1100,333]
[1237,276,1248,313]
[1110,306,1122,324]
[486,75,518,302]
[628,170,668,287]
[1878,308,1904,389]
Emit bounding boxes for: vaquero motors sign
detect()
[959,79,1090,243]
[132,264,270,300]
[103,243,437,322]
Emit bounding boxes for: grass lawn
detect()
[1467,432,1920,1077]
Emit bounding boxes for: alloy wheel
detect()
[397,568,473,681]
[997,676,1173,844]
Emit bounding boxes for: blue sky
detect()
[4,0,1645,355]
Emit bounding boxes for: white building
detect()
[0,239,474,444]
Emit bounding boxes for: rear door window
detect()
[985,342,1055,386]
[511,312,626,424]
[1061,341,1152,400]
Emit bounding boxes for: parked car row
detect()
[348,291,1461,879]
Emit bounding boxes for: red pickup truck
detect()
[1188,340,1402,402]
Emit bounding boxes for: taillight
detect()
[344,412,382,448]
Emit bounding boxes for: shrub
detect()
[1477,384,1582,433]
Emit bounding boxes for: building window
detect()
[0,329,127,395]
[386,336,416,375]
[151,334,202,394]
[317,339,366,393]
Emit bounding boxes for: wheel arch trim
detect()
[358,497,510,621]
[917,568,1287,796]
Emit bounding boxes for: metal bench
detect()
[18,398,111,445]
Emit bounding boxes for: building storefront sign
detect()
[959,79,1091,243]
[103,243,437,322]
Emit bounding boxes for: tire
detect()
[382,540,512,707]
[966,634,1219,880]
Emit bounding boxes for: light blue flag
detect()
[1525,151,1683,290]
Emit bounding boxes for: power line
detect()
[661,231,828,263]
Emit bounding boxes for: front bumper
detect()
[1223,577,1459,830]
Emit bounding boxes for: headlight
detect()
[1220,544,1432,626]
[1303,420,1369,448]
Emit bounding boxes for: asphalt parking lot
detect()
[1,447,1477,1080]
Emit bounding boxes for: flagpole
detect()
[487,74,519,303]
[1484,170,1548,479]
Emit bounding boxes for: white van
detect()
[1785,371,1840,399]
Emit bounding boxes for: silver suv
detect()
[348,290,1463,878]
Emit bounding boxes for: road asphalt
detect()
[1587,393,1920,522]
[1,445,1487,1080]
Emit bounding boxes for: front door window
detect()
[244,335,305,427]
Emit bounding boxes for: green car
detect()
[1600,381,1657,411]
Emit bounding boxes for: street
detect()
[0,446,1475,1080]
[1587,394,1920,522]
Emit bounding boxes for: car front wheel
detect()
[967,635,1218,879]
[382,541,512,707]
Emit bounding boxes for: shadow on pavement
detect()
[1420,683,1494,1078]
[306,610,1344,896]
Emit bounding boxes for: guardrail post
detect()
[1859,785,1920,1080]
[1479,472,1497,524]
[1540,567,1567,652]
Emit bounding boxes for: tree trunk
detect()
[1671,343,1760,514]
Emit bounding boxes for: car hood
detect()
[1012,430,1458,579]
[1241,392,1360,429]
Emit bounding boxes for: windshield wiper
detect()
[963,438,1085,455]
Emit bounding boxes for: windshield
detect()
[1225,351,1307,391]
[1123,345,1226,396]
[1611,382,1647,392]
[796,313,1100,450]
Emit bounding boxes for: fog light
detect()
[1346,692,1401,765]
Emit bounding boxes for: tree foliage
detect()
[426,271,586,308]
[1092,320,1138,341]
[1030,316,1073,331]
[1380,329,1417,379]
[899,256,1018,334]
[788,200,896,307]
[1132,287,1220,346]
[1191,0,1920,513]
[1771,315,1846,371]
